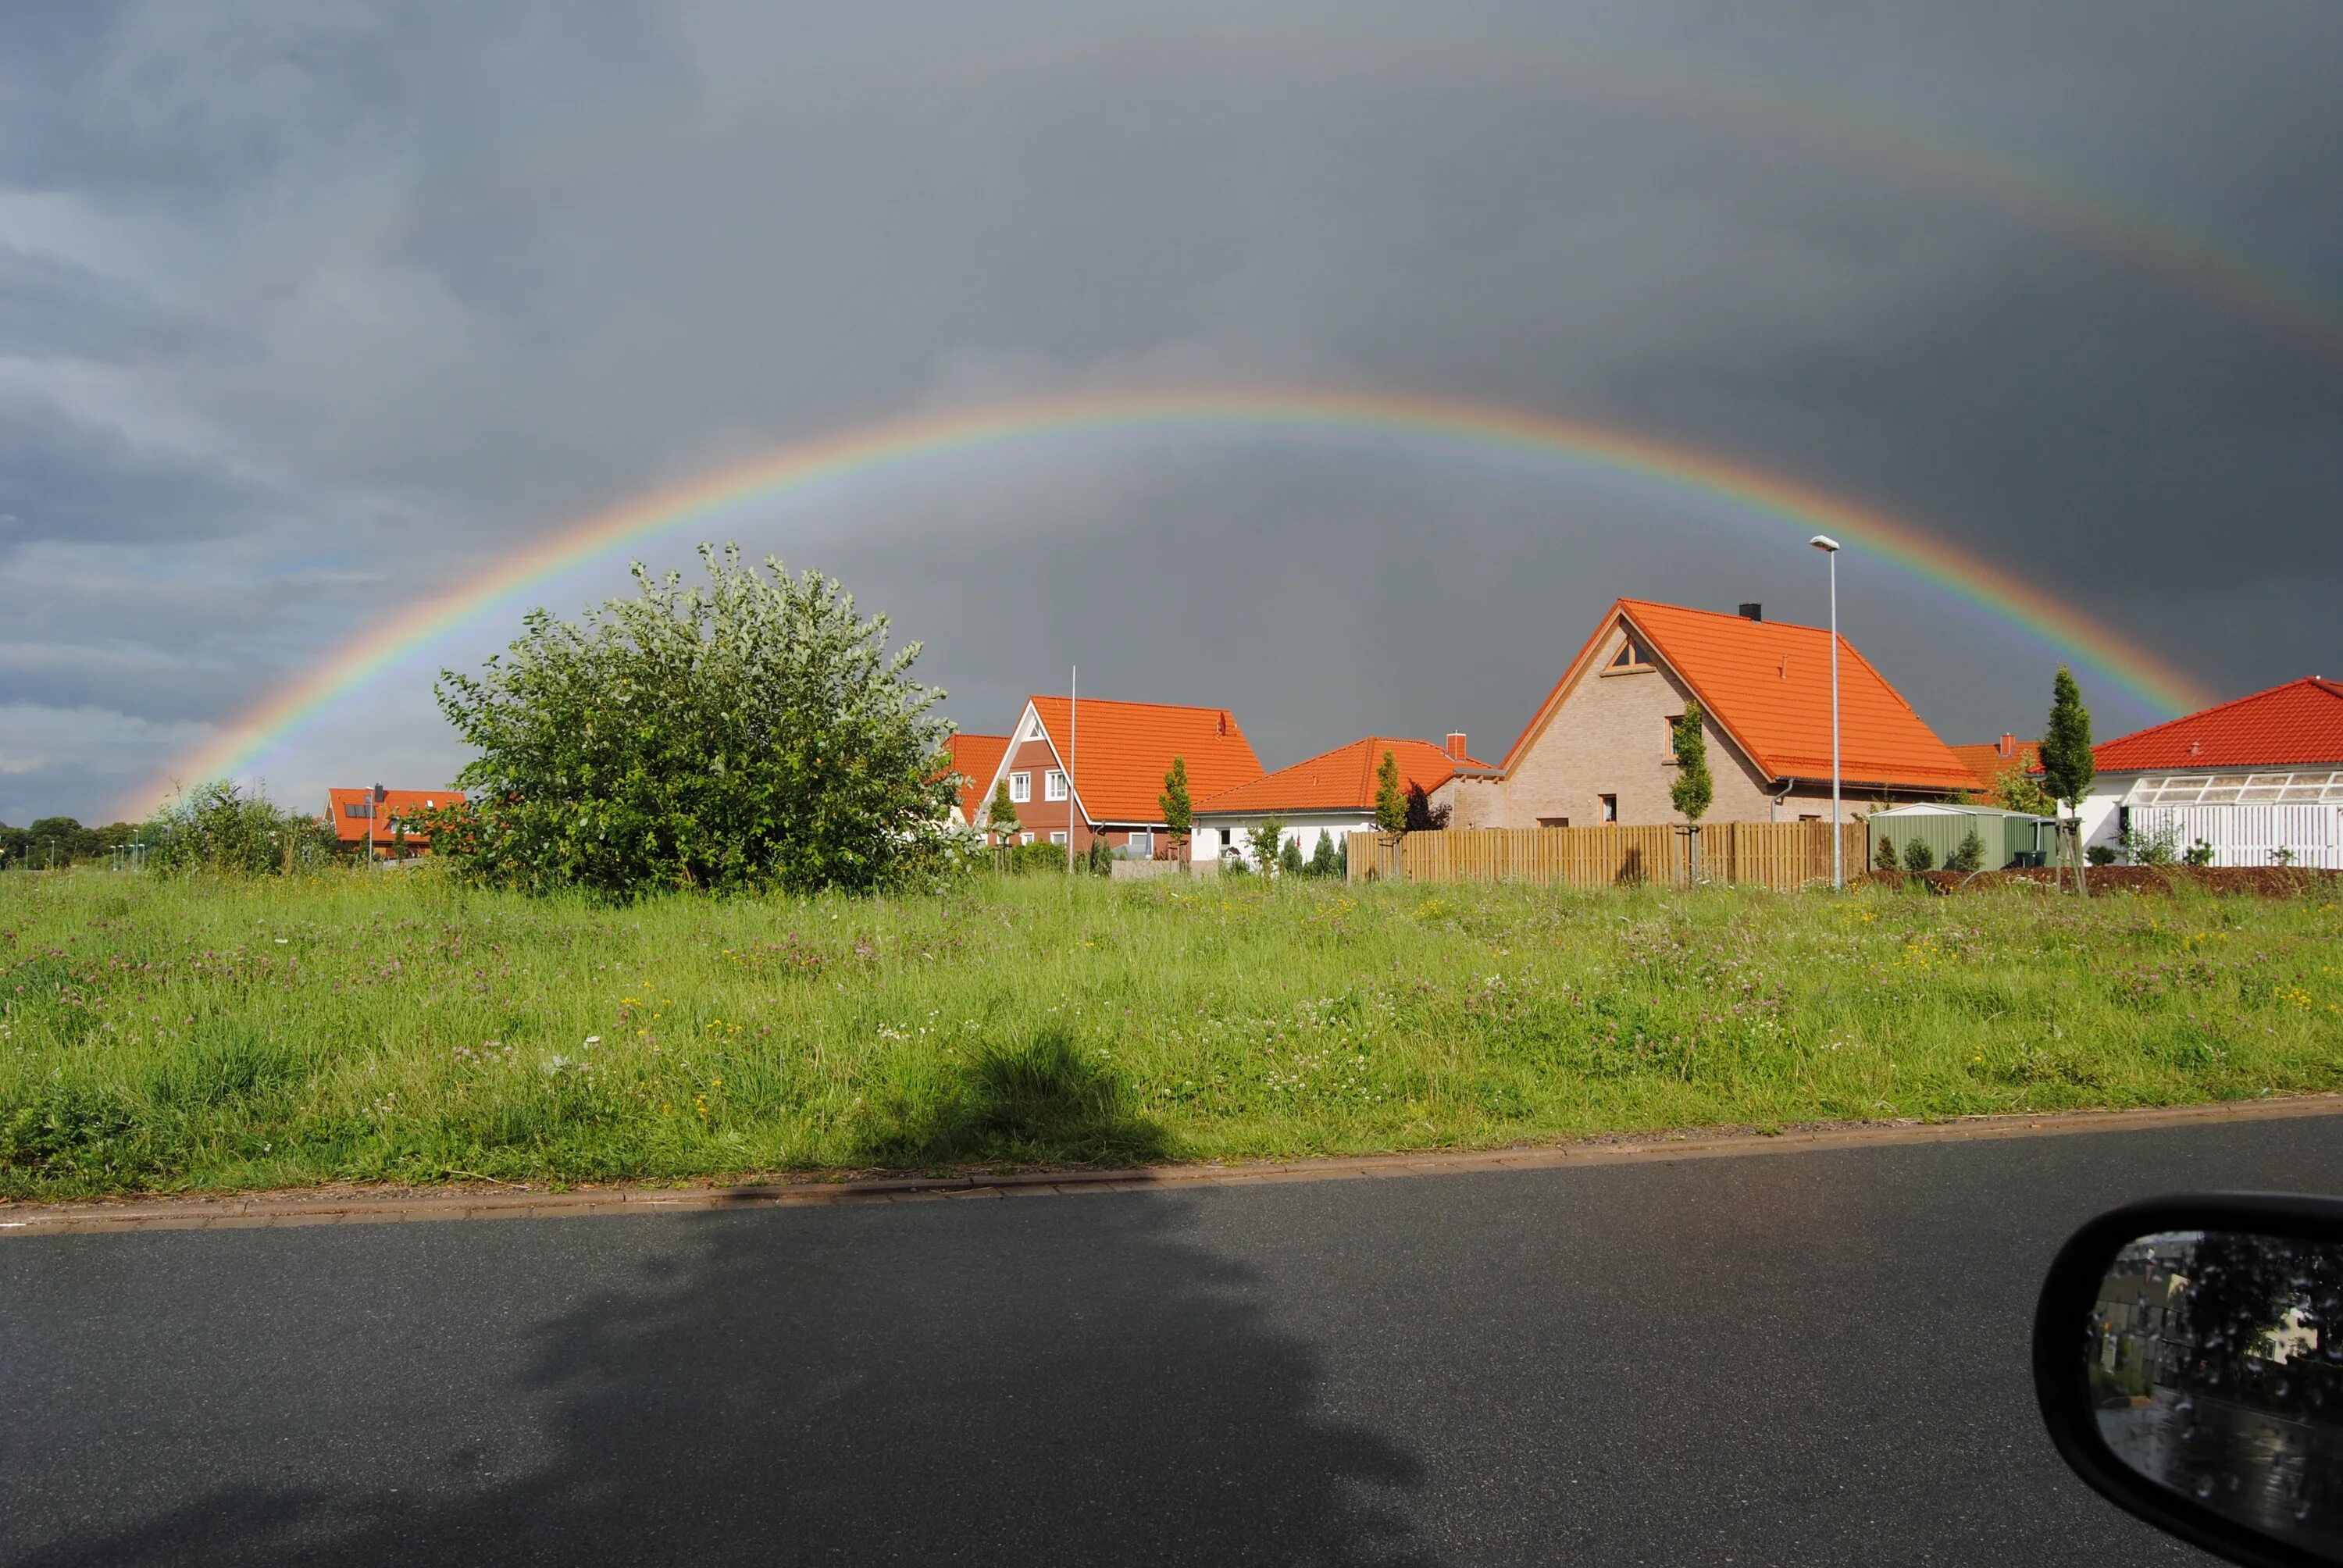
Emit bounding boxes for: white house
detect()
[2081,677,2343,868]
[1192,734,1485,868]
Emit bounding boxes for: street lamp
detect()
[1809,535,1842,889]
[370,781,387,867]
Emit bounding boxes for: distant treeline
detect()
[0,818,147,869]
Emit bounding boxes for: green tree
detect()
[1159,756,1193,858]
[1246,816,1288,877]
[1306,832,1341,877]
[1945,828,1984,874]
[1902,837,1937,872]
[146,781,335,875]
[1989,764,2054,818]
[1670,700,1714,822]
[428,544,956,898]
[1374,750,1407,837]
[986,778,1022,846]
[1278,834,1306,877]
[2038,667,2096,893]
[1874,835,1901,872]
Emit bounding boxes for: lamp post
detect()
[1809,536,1842,888]
[370,781,387,867]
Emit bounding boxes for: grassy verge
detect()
[3,868,2339,1199]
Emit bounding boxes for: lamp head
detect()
[1808,534,1840,554]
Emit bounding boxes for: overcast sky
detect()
[3,0,2338,823]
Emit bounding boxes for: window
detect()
[1049,831,1068,846]
[1019,832,1034,845]
[1610,638,1645,668]
[1127,829,1153,856]
[1023,715,1045,741]
[1599,794,1618,823]
[1009,772,1030,803]
[1538,816,1569,829]
[1664,715,1682,761]
[1044,770,1067,801]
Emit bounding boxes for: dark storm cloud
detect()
[2,0,2339,818]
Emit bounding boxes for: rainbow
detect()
[131,386,2216,814]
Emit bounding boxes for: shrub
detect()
[2184,838,2216,868]
[1670,700,1714,823]
[1306,832,1342,878]
[2120,823,2180,868]
[1278,836,1306,877]
[1902,838,1936,873]
[145,781,336,876]
[1874,836,1901,871]
[428,544,956,898]
[1403,783,1451,832]
[1945,829,1984,874]
[1246,817,1288,877]
[2086,844,2118,867]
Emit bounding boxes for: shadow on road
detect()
[16,1189,1428,1566]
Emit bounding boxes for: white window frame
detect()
[1044,769,1068,801]
[1019,832,1034,846]
[1009,772,1030,803]
[1049,830,1068,846]
[1127,829,1153,857]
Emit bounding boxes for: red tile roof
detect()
[943,733,1011,818]
[1027,696,1264,825]
[323,787,465,846]
[2095,678,2343,772]
[1196,736,1488,815]
[1504,600,1976,793]
[1950,738,2041,789]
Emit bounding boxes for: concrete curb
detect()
[5,1093,2341,1237]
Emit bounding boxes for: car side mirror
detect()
[2035,1195,2343,1567]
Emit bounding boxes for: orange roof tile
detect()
[2095,678,2343,772]
[1196,736,1487,815]
[1503,600,1975,793]
[943,733,1011,818]
[323,787,465,845]
[1950,739,2041,789]
[1027,696,1264,824]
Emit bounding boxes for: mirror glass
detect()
[2090,1230,2343,1555]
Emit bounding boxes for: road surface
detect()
[10,1114,2338,1565]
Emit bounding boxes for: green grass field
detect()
[3,868,2338,1199]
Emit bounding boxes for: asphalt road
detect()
[9,1117,2341,1566]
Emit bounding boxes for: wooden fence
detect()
[1347,820,1866,892]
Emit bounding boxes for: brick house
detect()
[942,732,1011,825]
[325,787,465,859]
[972,696,1264,856]
[1193,734,1485,866]
[1439,599,1974,829]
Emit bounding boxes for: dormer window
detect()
[1610,637,1648,668]
[1023,715,1045,741]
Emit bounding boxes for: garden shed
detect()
[1866,804,2055,871]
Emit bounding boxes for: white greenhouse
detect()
[2120,772,2343,869]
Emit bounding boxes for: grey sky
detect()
[2,0,2338,821]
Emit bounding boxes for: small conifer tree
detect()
[2039,667,2095,893]
[1903,837,1936,873]
[1946,828,1984,873]
[1874,835,1901,872]
[986,778,1021,846]
[1159,757,1193,858]
[1374,751,1407,838]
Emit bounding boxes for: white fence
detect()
[2130,804,2343,869]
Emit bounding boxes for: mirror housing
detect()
[2036,1193,2343,1568]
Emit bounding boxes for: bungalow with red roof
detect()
[2078,677,2343,867]
[1951,734,2042,794]
[1440,599,1974,829]
[942,732,1011,827]
[971,696,1264,857]
[1193,734,1487,868]
[325,787,465,859]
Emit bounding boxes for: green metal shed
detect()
[1866,805,2056,871]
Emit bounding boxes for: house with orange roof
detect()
[1193,733,1487,868]
[324,787,465,859]
[970,695,1264,857]
[1440,599,1974,830]
[942,732,1011,826]
[2077,677,2343,866]
[1950,734,2041,793]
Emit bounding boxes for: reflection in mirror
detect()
[2091,1231,2343,1557]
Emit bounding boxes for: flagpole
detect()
[1066,665,1079,873]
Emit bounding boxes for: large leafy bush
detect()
[146,780,336,875]
[426,546,958,897]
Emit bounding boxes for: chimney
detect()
[1444,732,1468,761]
[1739,602,1763,622]
[1998,732,2016,758]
